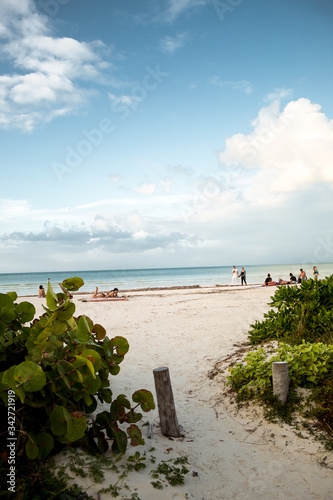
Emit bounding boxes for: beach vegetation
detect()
[248,275,333,345]
[228,275,333,450]
[0,278,155,496]
[150,456,190,488]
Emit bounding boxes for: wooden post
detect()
[272,362,289,404]
[153,367,180,437]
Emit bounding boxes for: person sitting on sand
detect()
[263,274,274,286]
[263,274,289,286]
[38,285,46,297]
[289,273,297,283]
[298,269,307,283]
[92,287,119,298]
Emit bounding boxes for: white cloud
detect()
[109,173,123,182]
[134,184,156,195]
[0,198,32,218]
[210,76,253,94]
[159,33,189,54]
[0,0,110,131]
[163,0,208,22]
[108,93,141,107]
[265,87,293,102]
[217,98,333,203]
[133,230,148,239]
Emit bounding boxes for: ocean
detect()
[0,263,332,296]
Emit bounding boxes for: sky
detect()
[0,0,333,273]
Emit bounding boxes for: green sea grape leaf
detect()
[110,399,127,423]
[0,306,16,323]
[37,322,67,343]
[109,364,121,376]
[56,302,76,321]
[99,388,112,404]
[50,406,71,436]
[82,391,93,407]
[111,336,129,356]
[62,277,84,292]
[111,428,127,455]
[0,294,13,308]
[75,315,91,341]
[95,410,110,428]
[14,361,46,392]
[6,292,17,302]
[126,409,142,424]
[74,355,95,378]
[84,395,98,414]
[14,302,35,323]
[92,324,106,340]
[132,389,155,411]
[117,394,131,409]
[81,349,102,372]
[84,375,101,395]
[127,424,144,446]
[46,284,59,310]
[66,412,87,441]
[56,360,75,390]
[30,341,62,364]
[2,366,26,402]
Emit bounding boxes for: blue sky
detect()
[0,0,333,273]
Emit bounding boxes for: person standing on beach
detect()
[313,266,319,280]
[240,267,247,285]
[232,266,239,285]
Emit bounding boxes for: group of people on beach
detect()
[263,266,319,286]
[232,266,247,285]
[231,266,320,286]
[38,283,119,298]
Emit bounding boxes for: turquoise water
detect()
[0,263,332,296]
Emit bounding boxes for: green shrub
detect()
[228,342,333,396]
[249,275,333,344]
[0,278,155,463]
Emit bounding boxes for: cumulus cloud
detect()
[0,0,110,131]
[217,98,333,203]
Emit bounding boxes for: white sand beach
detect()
[21,286,333,500]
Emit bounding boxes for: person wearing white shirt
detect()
[232,266,239,285]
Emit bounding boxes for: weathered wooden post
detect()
[272,362,289,403]
[153,367,181,437]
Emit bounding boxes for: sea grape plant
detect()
[0,278,155,460]
[248,275,333,344]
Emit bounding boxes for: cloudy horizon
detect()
[1,0,332,273]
